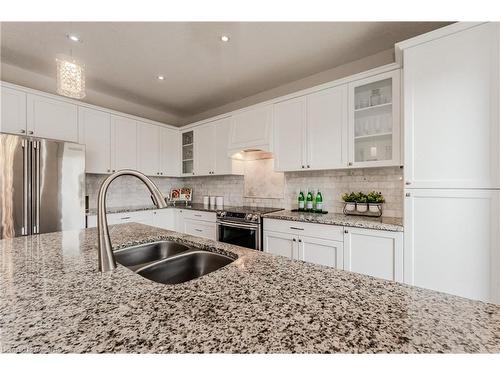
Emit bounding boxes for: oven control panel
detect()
[217,211,260,223]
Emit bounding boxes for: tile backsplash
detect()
[86,165,403,218]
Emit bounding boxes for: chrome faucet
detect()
[97,169,167,272]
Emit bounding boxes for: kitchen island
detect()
[1,223,499,353]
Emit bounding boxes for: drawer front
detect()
[107,210,153,225]
[184,219,216,240]
[182,209,216,223]
[263,218,343,241]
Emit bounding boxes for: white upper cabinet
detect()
[404,188,500,303]
[403,23,500,188]
[78,107,111,174]
[343,227,403,282]
[111,115,137,171]
[194,123,216,176]
[27,93,78,142]
[229,105,273,152]
[273,84,350,172]
[274,96,306,171]
[181,130,194,176]
[160,127,180,177]
[348,70,401,168]
[0,86,27,135]
[214,117,244,175]
[307,85,347,170]
[137,122,161,176]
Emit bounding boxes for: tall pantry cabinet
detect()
[399,22,500,303]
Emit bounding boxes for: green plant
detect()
[366,191,385,204]
[342,192,357,203]
[355,192,367,204]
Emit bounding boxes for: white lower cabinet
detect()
[263,218,344,269]
[263,218,403,279]
[152,209,175,230]
[298,235,343,268]
[343,227,403,282]
[263,231,298,259]
[404,189,500,303]
[263,230,343,268]
[86,210,153,228]
[183,219,216,240]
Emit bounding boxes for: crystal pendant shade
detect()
[56,57,86,99]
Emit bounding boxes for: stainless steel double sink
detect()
[114,241,235,284]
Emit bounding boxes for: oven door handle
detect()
[217,221,259,230]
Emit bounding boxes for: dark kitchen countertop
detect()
[1,223,499,353]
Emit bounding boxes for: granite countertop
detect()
[1,223,500,353]
[86,203,224,216]
[264,210,404,232]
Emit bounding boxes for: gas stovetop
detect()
[216,206,283,223]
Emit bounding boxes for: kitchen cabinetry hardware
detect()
[405,193,411,197]
[348,162,353,166]
[120,217,131,220]
[405,181,411,185]
[307,165,310,168]
[195,229,203,232]
[290,226,304,231]
[293,238,296,241]
[20,129,26,133]
[344,230,348,234]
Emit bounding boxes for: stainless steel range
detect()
[216,206,282,250]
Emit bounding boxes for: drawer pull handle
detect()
[121,217,131,220]
[289,226,304,231]
[195,229,203,232]
[194,214,202,217]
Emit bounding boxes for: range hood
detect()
[230,149,274,161]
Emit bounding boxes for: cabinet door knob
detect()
[301,165,305,169]
[28,130,34,135]
[405,181,411,185]
[20,129,26,133]
[298,239,302,243]
[405,193,411,197]
[348,162,353,166]
[344,230,348,234]
[292,238,296,242]
[307,165,310,168]
[107,169,111,172]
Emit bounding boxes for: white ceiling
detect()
[0,22,450,125]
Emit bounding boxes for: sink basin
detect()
[136,250,234,284]
[114,241,190,269]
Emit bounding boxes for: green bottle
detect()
[315,189,323,213]
[298,190,305,211]
[306,190,313,212]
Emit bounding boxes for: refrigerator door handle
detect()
[31,140,41,235]
[22,139,28,236]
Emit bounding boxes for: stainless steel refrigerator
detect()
[0,134,85,239]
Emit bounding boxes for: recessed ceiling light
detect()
[67,34,81,42]
[157,75,165,81]
[220,35,230,42]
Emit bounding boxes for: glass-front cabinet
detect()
[181,130,194,175]
[348,70,401,167]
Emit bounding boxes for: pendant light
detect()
[56,56,86,99]
[56,25,86,99]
